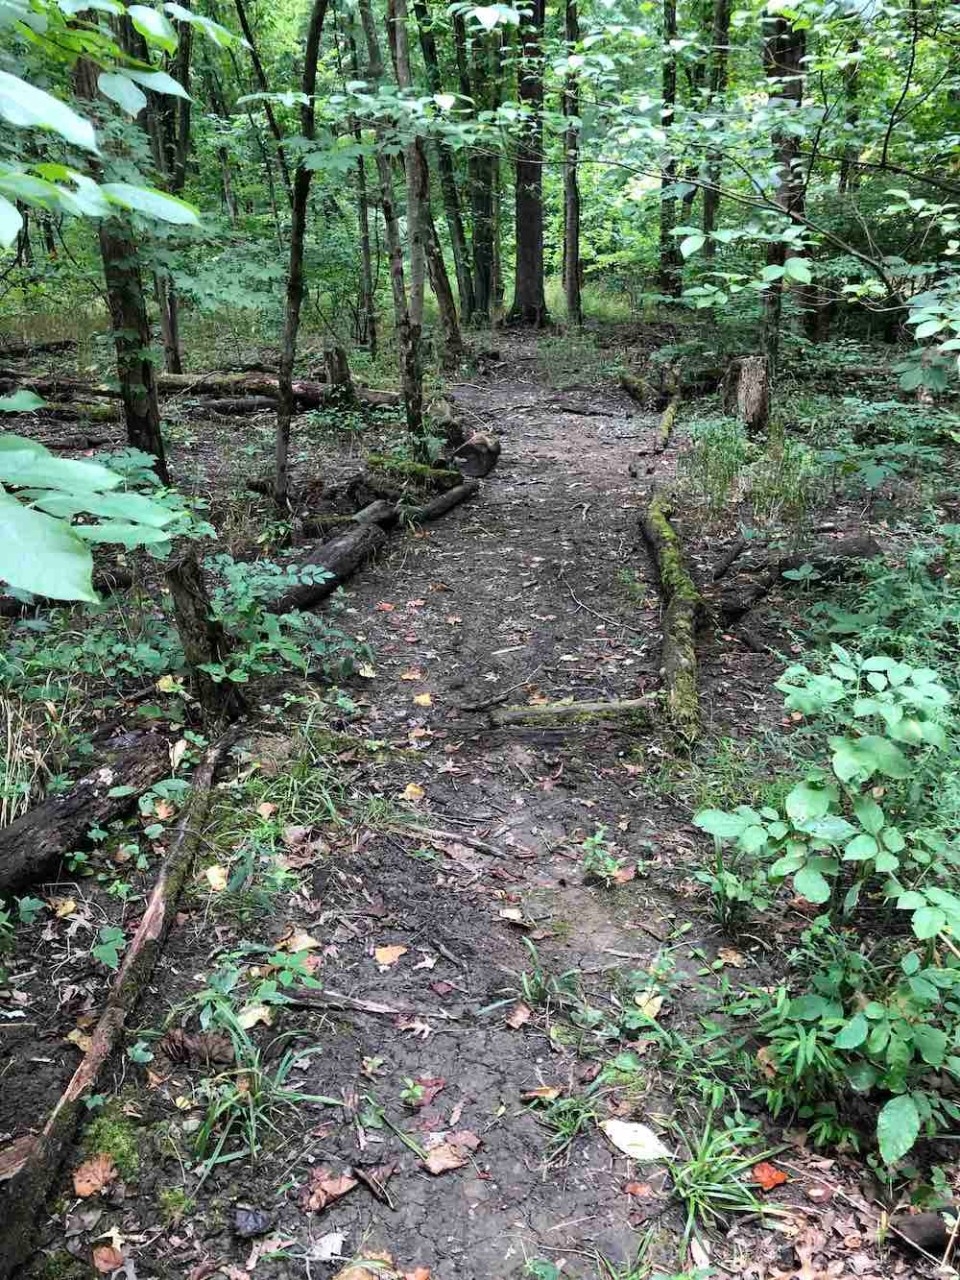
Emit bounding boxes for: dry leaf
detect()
[600,1119,672,1161]
[375,602,396,612]
[358,663,378,679]
[257,801,277,819]
[404,1272,431,1280]
[332,1255,398,1280]
[49,896,77,919]
[402,782,425,802]
[498,907,529,927]
[92,1244,124,1273]
[413,693,432,707]
[0,1134,34,1182]
[301,1168,359,1213]
[154,799,176,820]
[400,669,424,681]
[237,1002,273,1029]
[633,988,664,1020]
[521,1086,562,1103]
[718,947,746,968]
[756,1045,778,1079]
[752,1161,789,1191]
[613,865,636,884]
[204,864,228,892]
[624,1181,655,1198]
[422,1130,481,1176]
[505,1002,532,1029]
[374,944,408,969]
[170,738,188,771]
[66,1027,92,1053]
[277,927,321,953]
[73,1153,117,1198]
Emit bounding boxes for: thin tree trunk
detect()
[562,0,582,327]
[233,0,294,202]
[155,272,184,375]
[509,0,548,324]
[219,146,238,222]
[702,0,731,255]
[274,0,330,504]
[346,26,378,357]
[413,0,475,321]
[838,40,861,193]
[425,205,464,367]
[658,0,682,296]
[761,10,806,372]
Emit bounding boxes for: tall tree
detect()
[232,0,294,203]
[701,0,731,255]
[562,0,582,326]
[509,0,549,324]
[274,0,330,504]
[658,0,682,296]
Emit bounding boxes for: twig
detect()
[455,667,543,713]
[559,569,645,635]
[386,822,508,860]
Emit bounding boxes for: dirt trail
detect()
[260,343,704,1277]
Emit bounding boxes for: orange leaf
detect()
[752,1161,788,1191]
[93,1245,124,1273]
[505,1002,531,1030]
[301,1168,359,1212]
[73,1152,117,1197]
[374,944,408,969]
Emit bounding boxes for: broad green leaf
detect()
[680,233,705,258]
[0,70,97,152]
[0,489,95,601]
[74,521,172,547]
[784,256,812,283]
[0,449,120,493]
[693,808,747,840]
[0,390,44,412]
[124,68,190,99]
[101,182,199,225]
[29,489,175,526]
[97,72,147,117]
[914,1025,947,1067]
[794,865,831,903]
[785,781,832,824]
[877,1094,920,1165]
[834,1012,868,1049]
[128,3,177,51]
[912,906,947,940]
[843,833,879,861]
[853,794,885,834]
[0,193,21,249]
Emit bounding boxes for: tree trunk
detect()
[165,549,245,727]
[509,0,548,325]
[274,0,330,505]
[414,0,475,321]
[761,10,806,372]
[233,0,294,202]
[425,205,465,368]
[658,0,682,296]
[562,0,582,327]
[702,0,731,255]
[838,40,861,193]
[723,355,770,432]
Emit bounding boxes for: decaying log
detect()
[0,732,171,897]
[654,392,680,454]
[640,494,705,743]
[165,550,245,728]
[0,738,229,1280]
[712,536,748,581]
[450,432,501,478]
[268,523,388,613]
[353,498,400,529]
[408,478,480,523]
[0,338,77,358]
[203,396,279,415]
[713,533,882,621]
[723,355,769,433]
[1,400,121,423]
[619,370,654,404]
[489,698,652,728]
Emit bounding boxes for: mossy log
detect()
[365,456,462,492]
[619,370,655,405]
[0,732,171,897]
[407,479,480,523]
[268,523,388,613]
[639,494,705,743]
[489,697,652,729]
[0,738,229,1280]
[654,392,680,454]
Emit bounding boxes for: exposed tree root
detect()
[639,493,705,744]
[0,737,230,1279]
[408,478,480,523]
[0,732,171,897]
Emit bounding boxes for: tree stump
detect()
[323,344,356,403]
[166,550,245,727]
[723,355,769,432]
[451,432,501,478]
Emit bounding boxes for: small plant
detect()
[580,825,624,887]
[527,1091,599,1163]
[92,925,126,971]
[668,1116,769,1243]
[515,938,582,1010]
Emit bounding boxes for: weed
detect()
[667,1115,769,1243]
[528,1091,599,1162]
[581,824,624,886]
[158,1186,193,1224]
[84,1104,141,1180]
[514,939,583,1011]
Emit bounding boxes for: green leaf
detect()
[877,1094,920,1165]
[0,450,120,493]
[853,794,885,834]
[0,390,44,412]
[97,72,147,117]
[128,3,178,51]
[914,1025,947,1067]
[0,70,98,152]
[101,182,199,225]
[0,489,95,601]
[794,865,832,904]
[834,1012,868,1049]
[0,193,21,249]
[784,256,812,283]
[844,833,879,861]
[785,781,832,824]
[74,521,172,547]
[912,906,947,940]
[680,233,705,258]
[30,489,175,527]
[124,68,190,99]
[693,809,747,840]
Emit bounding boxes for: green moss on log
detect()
[365,456,460,491]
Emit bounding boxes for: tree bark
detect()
[165,548,245,727]
[347,22,379,358]
[274,0,330,505]
[509,0,549,325]
[658,0,682,296]
[702,0,731,255]
[269,523,388,613]
[0,732,171,896]
[425,204,465,368]
[563,0,583,326]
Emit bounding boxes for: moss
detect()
[158,1186,194,1224]
[30,1252,91,1280]
[83,1102,141,1180]
[365,455,460,491]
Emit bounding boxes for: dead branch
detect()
[489,697,652,729]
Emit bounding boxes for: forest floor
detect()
[1,332,931,1280]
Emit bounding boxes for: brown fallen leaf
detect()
[624,1181,655,1198]
[422,1130,481,1176]
[66,1027,92,1053]
[521,1086,562,1103]
[752,1161,789,1191]
[154,799,176,820]
[92,1244,124,1273]
[400,669,424,681]
[505,1001,532,1029]
[332,1253,398,1280]
[404,1271,431,1280]
[374,944,408,969]
[204,864,228,892]
[402,783,425,802]
[158,1027,235,1065]
[257,801,278,819]
[48,896,77,919]
[718,947,746,968]
[73,1153,118,1198]
[0,1133,34,1182]
[301,1167,359,1213]
[413,692,433,707]
[277,927,322,953]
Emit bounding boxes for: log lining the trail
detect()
[489,697,652,728]
[0,732,171,896]
[0,737,230,1280]
[639,493,705,743]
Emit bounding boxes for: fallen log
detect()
[713,534,882,621]
[619,370,655,405]
[353,498,400,529]
[0,338,77,358]
[712,536,749,582]
[268,523,388,613]
[640,494,705,743]
[0,731,171,898]
[0,737,229,1280]
[654,392,680,454]
[202,396,279,415]
[408,478,480,523]
[489,698,652,729]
